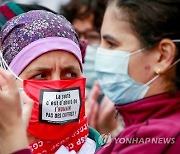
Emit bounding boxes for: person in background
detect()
[94,0,180,153]
[60,0,122,137]
[60,0,106,90]
[0,10,102,154]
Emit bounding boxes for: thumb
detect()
[20,91,34,128]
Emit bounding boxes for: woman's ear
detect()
[154,39,177,74]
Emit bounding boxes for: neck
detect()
[116,90,180,127]
[145,74,175,98]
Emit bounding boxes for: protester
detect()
[60,0,106,91]
[60,0,106,44]
[0,10,101,154]
[60,0,121,137]
[95,0,180,153]
[2,0,180,153]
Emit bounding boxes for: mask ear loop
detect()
[139,41,180,86]
[0,51,23,82]
[145,58,180,86]
[0,51,6,69]
[145,75,160,86]
[129,46,151,57]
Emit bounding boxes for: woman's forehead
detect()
[23,50,81,70]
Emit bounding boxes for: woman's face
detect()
[100,3,158,86]
[16,50,82,87]
[72,6,101,45]
[15,50,82,143]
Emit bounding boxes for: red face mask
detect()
[23,78,88,153]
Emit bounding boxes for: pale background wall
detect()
[1,0,70,12]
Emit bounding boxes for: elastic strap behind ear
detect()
[0,51,23,81]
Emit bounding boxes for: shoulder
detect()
[88,126,104,150]
[12,148,32,154]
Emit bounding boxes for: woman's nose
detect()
[80,34,86,41]
[51,72,61,80]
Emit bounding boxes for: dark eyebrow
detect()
[62,65,81,72]
[102,34,120,44]
[75,28,98,33]
[26,65,81,74]
[25,67,52,74]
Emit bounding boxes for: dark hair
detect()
[108,0,180,89]
[60,0,107,31]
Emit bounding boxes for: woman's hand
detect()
[97,96,119,134]
[0,68,33,153]
[85,81,100,128]
[85,81,119,135]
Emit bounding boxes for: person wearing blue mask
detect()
[1,1,180,154]
[60,0,121,137]
[60,0,107,90]
[94,0,180,153]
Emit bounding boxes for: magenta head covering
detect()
[0,10,82,76]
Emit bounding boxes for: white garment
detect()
[55,137,96,154]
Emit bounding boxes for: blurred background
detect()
[0,0,70,12]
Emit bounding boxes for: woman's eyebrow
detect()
[103,34,119,43]
[62,65,81,72]
[25,65,81,74]
[25,67,52,74]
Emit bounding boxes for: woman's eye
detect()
[61,72,78,80]
[107,41,116,49]
[66,72,77,78]
[32,73,47,80]
[102,38,117,49]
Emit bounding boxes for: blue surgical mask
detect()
[95,47,159,105]
[95,40,180,105]
[83,45,98,89]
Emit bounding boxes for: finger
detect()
[0,68,9,91]
[0,68,16,92]
[88,100,99,128]
[100,96,113,110]
[88,80,101,100]
[100,96,115,116]
[85,100,91,117]
[21,91,34,128]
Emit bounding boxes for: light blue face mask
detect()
[95,41,180,105]
[83,45,98,89]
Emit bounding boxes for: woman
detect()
[60,0,107,90]
[0,10,99,154]
[1,1,180,154]
[61,0,120,137]
[95,0,180,153]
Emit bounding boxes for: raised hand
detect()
[0,68,33,153]
[85,81,100,128]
